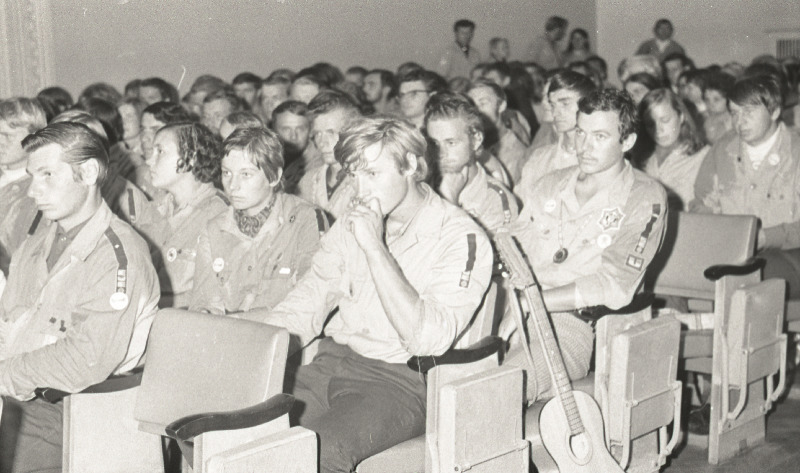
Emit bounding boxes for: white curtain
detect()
[0,0,54,98]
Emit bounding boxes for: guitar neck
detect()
[522,286,585,436]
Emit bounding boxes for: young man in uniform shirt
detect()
[436,19,482,80]
[0,122,159,472]
[425,92,518,236]
[296,90,361,220]
[247,116,492,473]
[518,70,596,200]
[692,75,800,298]
[504,89,667,401]
[397,69,447,130]
[0,98,47,275]
[467,79,529,187]
[272,100,317,194]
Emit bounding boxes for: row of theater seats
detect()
[1,211,790,472]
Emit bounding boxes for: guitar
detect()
[494,227,623,472]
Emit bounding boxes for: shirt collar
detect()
[458,163,487,208]
[559,161,634,214]
[48,201,114,263]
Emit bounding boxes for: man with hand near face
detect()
[425,92,518,235]
[246,116,492,473]
[0,122,159,472]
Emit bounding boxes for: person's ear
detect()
[471,130,484,151]
[403,152,418,176]
[770,107,781,123]
[498,100,508,115]
[78,159,100,186]
[269,168,283,188]
[621,132,637,153]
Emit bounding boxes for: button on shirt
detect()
[0,202,159,400]
[692,123,800,249]
[513,163,667,309]
[190,193,326,314]
[259,184,493,363]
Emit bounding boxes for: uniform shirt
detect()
[0,174,39,275]
[190,193,328,314]
[513,162,667,309]
[644,145,709,211]
[526,35,562,70]
[692,123,800,250]
[490,124,529,186]
[258,184,493,363]
[516,135,578,205]
[296,163,357,221]
[101,174,151,228]
[0,202,159,400]
[436,42,482,79]
[136,184,229,308]
[458,164,519,236]
[635,38,686,62]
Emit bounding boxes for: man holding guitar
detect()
[504,88,667,402]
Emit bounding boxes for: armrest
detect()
[34,368,144,403]
[703,257,764,281]
[580,293,655,320]
[407,336,503,375]
[164,393,295,442]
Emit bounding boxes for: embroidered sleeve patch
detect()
[460,233,477,288]
[626,254,644,270]
[598,207,625,231]
[635,204,661,254]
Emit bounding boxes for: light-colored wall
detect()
[596,0,800,86]
[49,0,597,97]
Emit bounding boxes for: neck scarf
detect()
[235,193,278,237]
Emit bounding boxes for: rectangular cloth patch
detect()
[635,204,661,254]
[626,254,644,270]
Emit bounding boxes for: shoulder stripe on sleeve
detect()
[486,182,512,224]
[28,210,43,235]
[126,188,136,223]
[460,233,477,288]
[314,208,330,235]
[634,204,662,254]
[103,227,129,295]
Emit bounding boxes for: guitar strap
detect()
[507,281,539,390]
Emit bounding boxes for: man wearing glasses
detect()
[397,69,447,129]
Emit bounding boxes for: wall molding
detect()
[0,0,54,98]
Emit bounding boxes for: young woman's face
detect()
[571,32,588,50]
[704,89,728,115]
[648,101,683,149]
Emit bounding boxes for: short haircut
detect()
[397,62,425,78]
[467,79,507,102]
[156,122,222,184]
[624,72,663,91]
[51,110,110,146]
[307,89,361,121]
[483,61,512,80]
[272,100,309,123]
[78,82,122,106]
[346,66,368,77]
[548,69,597,99]
[79,98,125,145]
[190,75,229,95]
[222,111,264,130]
[336,116,428,182]
[578,88,639,142]
[662,53,694,70]
[291,74,324,90]
[223,126,284,183]
[489,37,508,49]
[454,19,476,31]
[140,77,180,103]
[639,88,706,154]
[266,69,295,83]
[655,19,673,31]
[124,79,141,97]
[232,72,262,87]
[729,75,783,114]
[22,121,110,185]
[37,87,73,121]
[0,97,47,132]
[397,69,448,95]
[368,69,396,91]
[702,71,736,97]
[142,102,195,125]
[204,89,249,112]
[424,91,484,135]
[545,16,568,32]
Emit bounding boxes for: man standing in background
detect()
[437,19,482,79]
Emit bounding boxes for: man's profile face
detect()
[274,111,310,155]
[455,27,474,47]
[467,86,503,124]
[490,41,510,61]
[0,121,31,167]
[664,60,684,87]
[311,109,349,165]
[26,144,90,223]
[398,81,430,120]
[426,117,476,173]
[363,73,384,103]
[549,88,582,133]
[574,110,630,176]
[202,99,234,135]
[729,101,779,146]
[139,112,164,160]
[233,83,258,108]
[351,141,412,216]
[260,84,289,119]
[139,86,164,106]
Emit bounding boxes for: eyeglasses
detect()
[397,89,429,100]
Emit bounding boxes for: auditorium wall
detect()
[48,0,597,97]
[596,0,800,87]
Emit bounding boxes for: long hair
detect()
[639,88,706,154]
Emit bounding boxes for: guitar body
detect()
[538,391,624,472]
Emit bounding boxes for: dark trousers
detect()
[0,397,62,473]
[287,338,427,473]
[762,248,800,300]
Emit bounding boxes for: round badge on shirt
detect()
[597,233,613,249]
[109,292,129,310]
[544,199,557,213]
[166,247,178,262]
[212,257,225,273]
[768,154,780,166]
